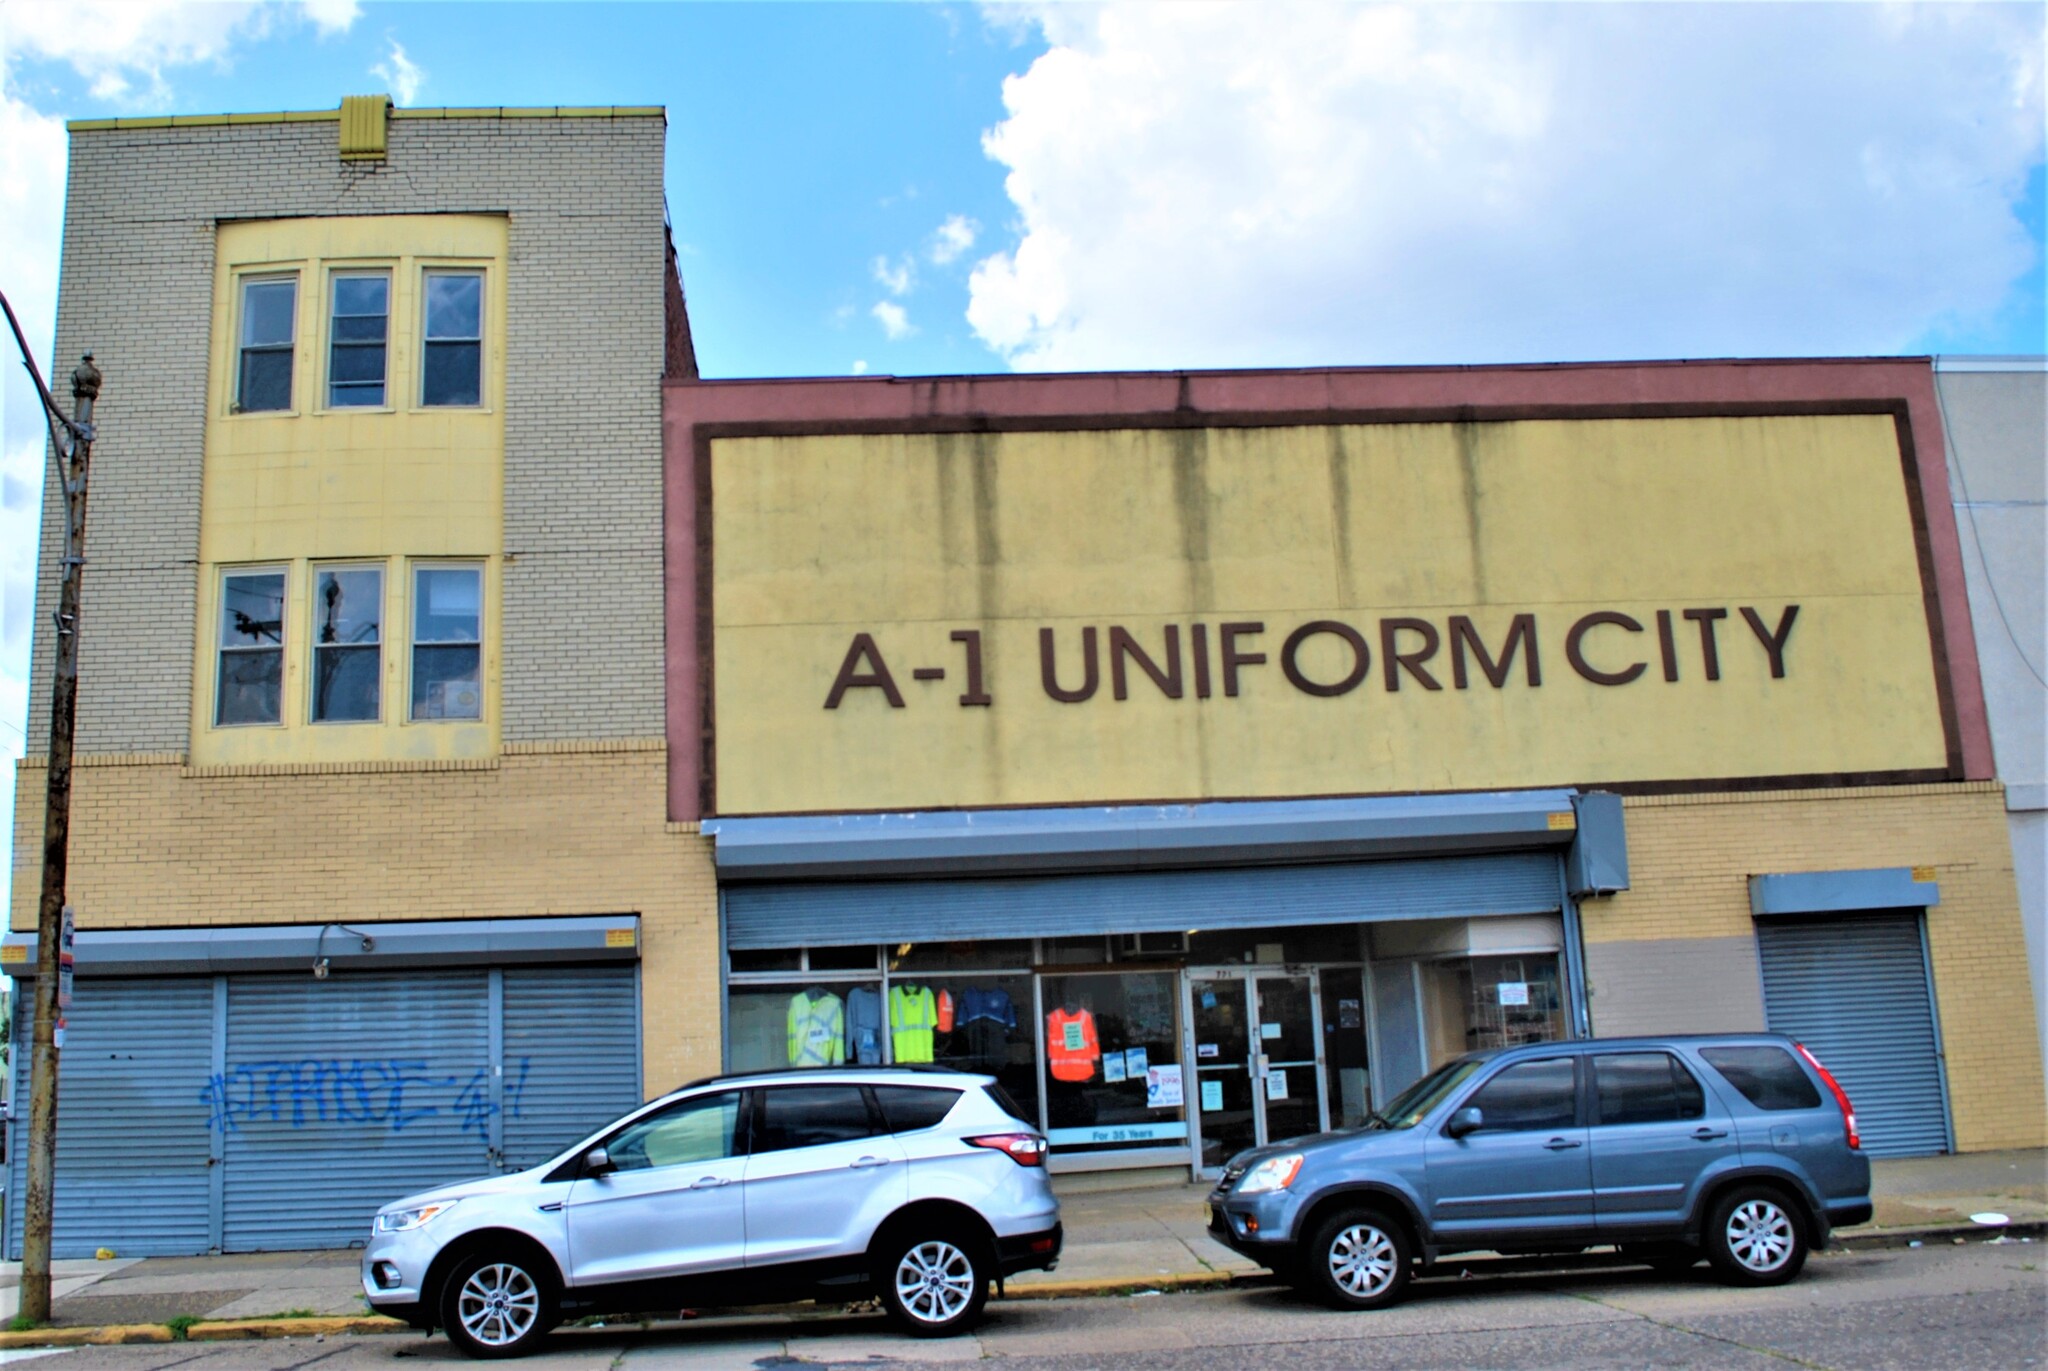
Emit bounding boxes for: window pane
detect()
[312,646,380,722]
[1040,970,1181,1153]
[425,273,482,338]
[1699,1046,1821,1111]
[1465,1057,1577,1132]
[221,573,285,648]
[238,349,292,412]
[422,341,481,406]
[413,567,480,642]
[1594,1053,1683,1126]
[241,280,295,346]
[217,649,282,725]
[809,944,877,972]
[608,1092,740,1171]
[330,345,387,386]
[411,645,480,719]
[873,1086,963,1134]
[728,984,864,1071]
[333,275,388,317]
[333,314,387,343]
[753,1086,878,1154]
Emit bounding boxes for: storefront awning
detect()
[704,790,1584,882]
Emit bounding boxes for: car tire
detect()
[1622,1242,1702,1278]
[1304,1208,1412,1311]
[438,1249,556,1359]
[877,1229,990,1337]
[1704,1185,1807,1286]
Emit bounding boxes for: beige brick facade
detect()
[1581,782,2045,1152]
[11,746,720,1093]
[27,110,667,753]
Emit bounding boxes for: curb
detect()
[1005,1270,1238,1300]
[0,1324,173,1349]
[186,1315,412,1341]
[1835,1219,2046,1250]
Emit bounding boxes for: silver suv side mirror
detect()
[1445,1106,1483,1139]
[584,1146,615,1176]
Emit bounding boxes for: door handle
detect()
[1692,1127,1729,1141]
[689,1176,730,1190]
[1542,1137,1582,1150]
[849,1155,892,1169]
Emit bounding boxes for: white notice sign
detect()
[1498,981,1530,1007]
[1147,1064,1184,1109]
[1266,1069,1290,1101]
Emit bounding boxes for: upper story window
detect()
[237,278,297,412]
[311,565,383,723]
[422,271,484,406]
[413,564,483,720]
[217,569,286,725]
[327,274,390,408]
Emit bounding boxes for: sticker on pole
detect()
[58,905,76,1011]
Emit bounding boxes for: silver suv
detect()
[362,1068,1061,1357]
[1209,1034,1871,1310]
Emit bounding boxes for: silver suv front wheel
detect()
[439,1250,555,1359]
[877,1231,989,1336]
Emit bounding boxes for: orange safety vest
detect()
[936,989,955,1034]
[1047,1007,1100,1082]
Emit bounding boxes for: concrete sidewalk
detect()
[2,1150,2039,1332]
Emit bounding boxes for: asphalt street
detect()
[4,1240,2041,1371]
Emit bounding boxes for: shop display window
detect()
[728,982,884,1072]
[887,973,1040,1131]
[1421,954,1565,1065]
[1040,971,1186,1153]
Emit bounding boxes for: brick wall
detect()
[27,111,668,753]
[10,747,721,1093]
[1582,782,2044,1151]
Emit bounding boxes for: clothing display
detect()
[787,989,846,1067]
[845,985,884,1065]
[1047,1005,1101,1082]
[890,984,939,1063]
[958,986,1017,1030]
[936,989,955,1034]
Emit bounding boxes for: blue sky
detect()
[0,0,2044,908]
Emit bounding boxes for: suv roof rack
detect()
[675,1063,976,1092]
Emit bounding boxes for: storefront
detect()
[707,792,1620,1174]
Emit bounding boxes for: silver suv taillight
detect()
[966,1133,1048,1167]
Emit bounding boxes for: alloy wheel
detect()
[1327,1222,1398,1299]
[456,1262,542,1348]
[894,1239,977,1325]
[1725,1199,1794,1274]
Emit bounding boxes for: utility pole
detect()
[1,288,98,1325]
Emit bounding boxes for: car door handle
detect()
[1542,1137,1582,1150]
[848,1155,892,1169]
[689,1176,731,1190]
[1692,1127,1729,1141]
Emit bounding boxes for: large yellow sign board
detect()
[709,416,1950,815]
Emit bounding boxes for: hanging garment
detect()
[959,986,1017,1030]
[890,984,939,1063]
[845,985,885,1065]
[936,989,956,1035]
[787,990,846,1067]
[1047,1006,1101,1082]
[964,1017,1009,1074]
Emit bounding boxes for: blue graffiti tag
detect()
[201,1058,531,1136]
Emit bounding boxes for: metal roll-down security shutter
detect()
[6,980,215,1259]
[499,965,642,1172]
[1756,912,1951,1158]
[221,972,493,1251]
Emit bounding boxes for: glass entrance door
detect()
[1189,969,1329,1175]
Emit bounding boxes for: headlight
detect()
[374,1201,458,1234]
[1235,1153,1304,1195]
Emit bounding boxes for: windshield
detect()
[1371,1058,1485,1129]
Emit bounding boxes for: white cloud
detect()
[871,254,915,297]
[0,1,357,103]
[929,214,979,265]
[851,359,869,375]
[871,301,915,340]
[371,36,423,106]
[968,2,2046,370]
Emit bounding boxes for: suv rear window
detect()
[873,1085,962,1133]
[1699,1046,1822,1111]
[983,1083,1035,1126]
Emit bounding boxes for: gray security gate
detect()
[8,963,641,1257]
[1756,912,1951,1158]
[7,980,215,1257]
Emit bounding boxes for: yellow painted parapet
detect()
[709,416,1952,814]
[339,94,391,159]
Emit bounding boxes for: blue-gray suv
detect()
[1209,1034,1871,1310]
